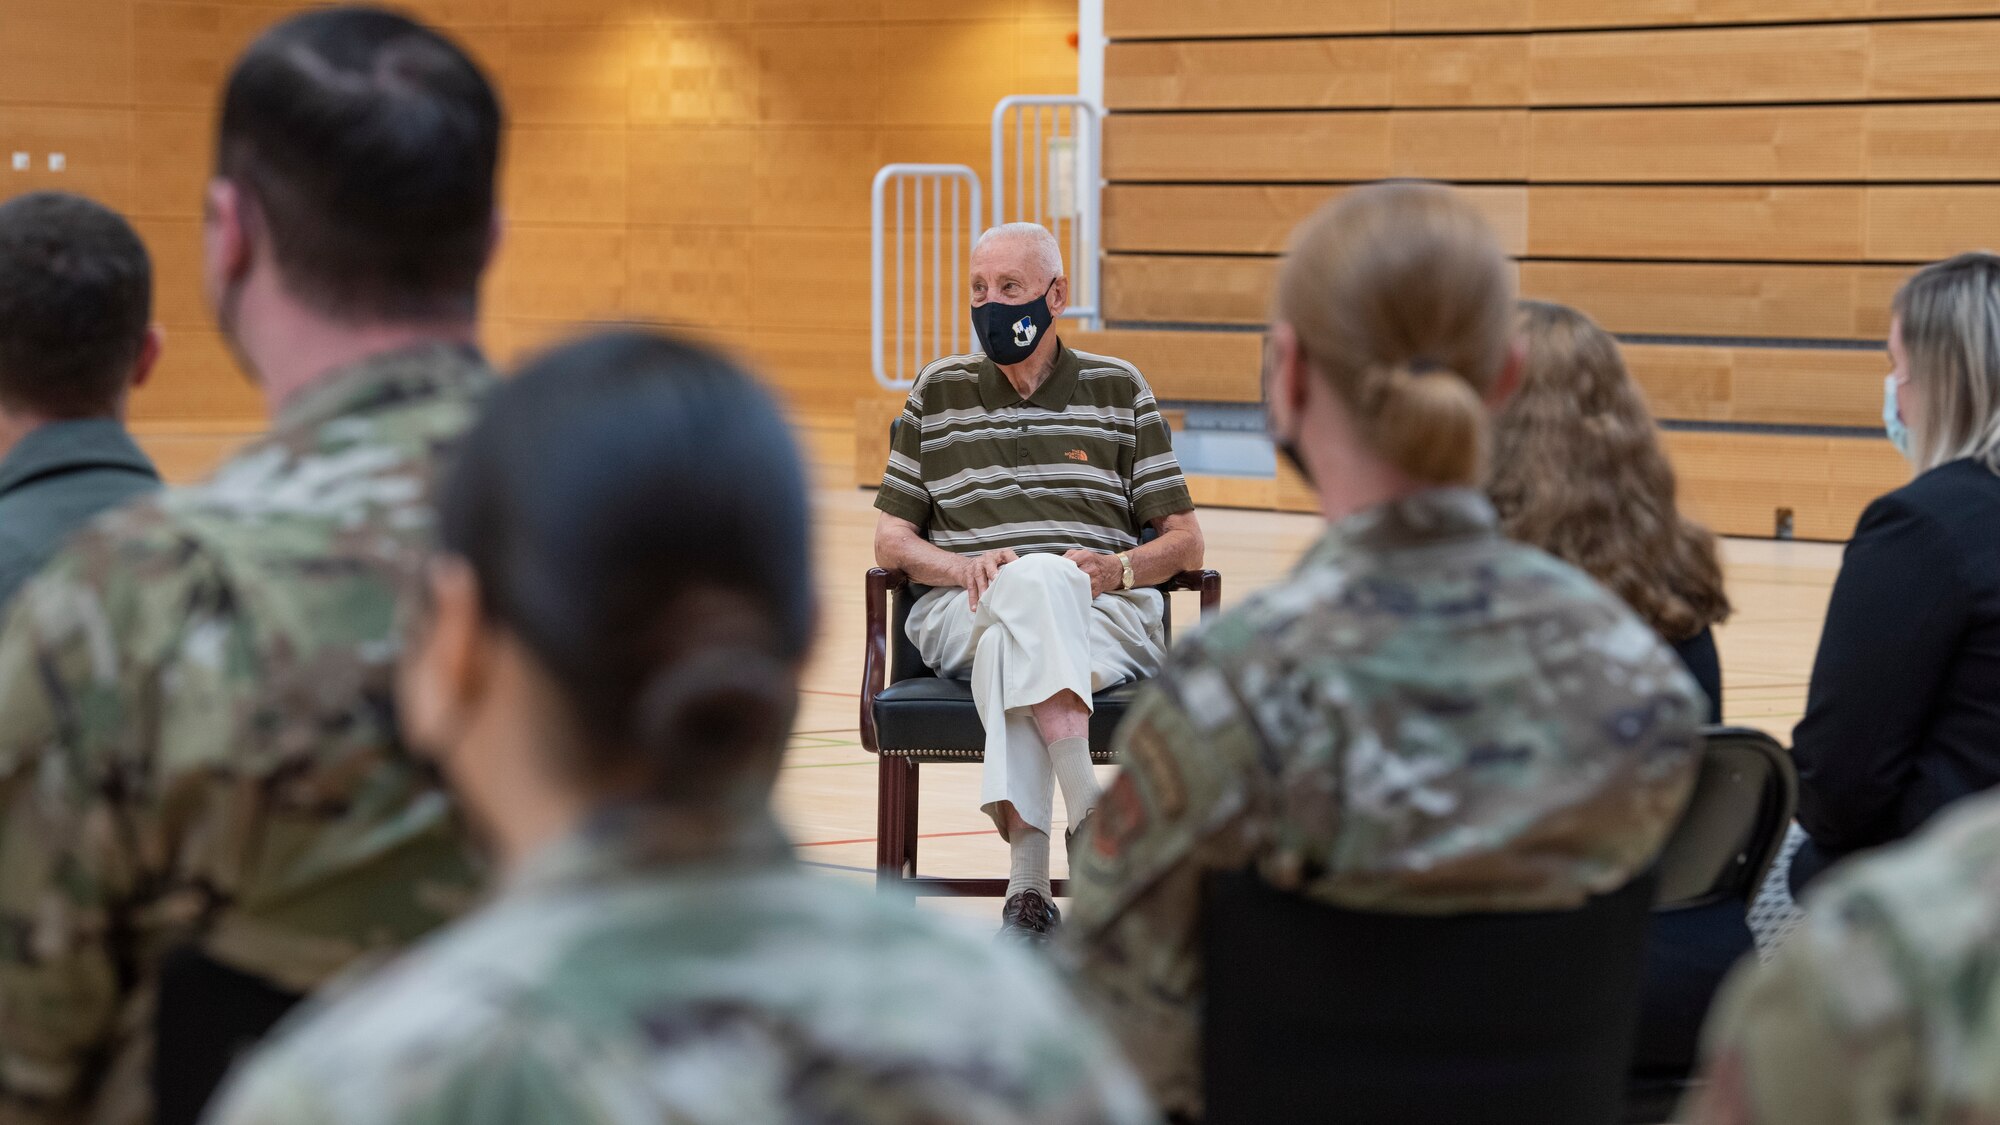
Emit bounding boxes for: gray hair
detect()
[1896,252,2000,473]
[974,222,1064,281]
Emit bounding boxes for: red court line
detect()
[801,689,859,699]
[798,829,993,848]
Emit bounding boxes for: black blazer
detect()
[1794,458,2000,871]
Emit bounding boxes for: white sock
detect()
[1008,827,1052,900]
[1048,736,1101,828]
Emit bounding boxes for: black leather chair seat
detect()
[873,677,1142,761]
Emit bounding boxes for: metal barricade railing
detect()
[991,94,1101,330]
[871,163,983,392]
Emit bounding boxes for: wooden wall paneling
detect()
[1866,103,2000,181]
[129,324,262,422]
[1106,38,1390,112]
[878,19,1020,127]
[505,126,628,225]
[1104,112,1391,182]
[1865,187,2000,261]
[1104,254,1278,325]
[500,26,634,126]
[1103,110,1527,182]
[1530,106,1868,182]
[1521,261,1907,340]
[1623,344,1887,427]
[1527,187,1867,262]
[1396,35,1531,106]
[627,20,758,126]
[1187,474,1279,511]
[0,107,133,212]
[133,4,285,111]
[1106,257,1906,339]
[627,125,756,226]
[1110,0,1986,36]
[1663,431,1908,540]
[1065,328,1264,402]
[130,109,211,219]
[1871,19,2000,99]
[492,224,628,322]
[751,125,879,228]
[736,326,875,414]
[1390,110,1533,180]
[0,0,131,105]
[1395,0,1531,30]
[1103,184,1528,256]
[853,393,902,487]
[754,23,881,125]
[624,225,753,325]
[129,216,210,329]
[1105,0,1391,39]
[1528,23,1870,107]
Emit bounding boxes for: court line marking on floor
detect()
[798,829,995,848]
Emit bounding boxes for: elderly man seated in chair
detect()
[873,222,1205,942]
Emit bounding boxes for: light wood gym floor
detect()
[777,417,1848,925]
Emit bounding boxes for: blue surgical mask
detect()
[1884,375,1915,460]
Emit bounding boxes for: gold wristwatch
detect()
[1117,552,1135,591]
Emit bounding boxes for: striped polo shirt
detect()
[875,341,1193,556]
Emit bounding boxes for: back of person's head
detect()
[1490,301,1731,641]
[1892,251,2000,472]
[216,6,501,322]
[0,191,152,418]
[1274,181,1516,486]
[436,330,814,805]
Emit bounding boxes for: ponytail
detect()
[1274,182,1515,487]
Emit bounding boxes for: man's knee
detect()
[988,552,1084,602]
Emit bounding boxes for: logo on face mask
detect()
[1011,317,1038,348]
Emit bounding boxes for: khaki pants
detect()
[906,553,1166,837]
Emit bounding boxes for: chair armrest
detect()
[1163,569,1223,619]
[860,568,909,754]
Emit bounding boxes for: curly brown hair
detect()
[1488,301,1731,642]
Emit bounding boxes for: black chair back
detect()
[1202,870,1657,1125]
[1652,726,1797,910]
[153,946,304,1125]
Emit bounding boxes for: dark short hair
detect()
[437,330,815,802]
[0,191,152,417]
[217,6,501,322]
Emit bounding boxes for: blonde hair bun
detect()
[1275,181,1515,487]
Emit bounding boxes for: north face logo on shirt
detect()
[1065,449,1089,463]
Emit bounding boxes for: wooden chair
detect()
[859,563,1220,896]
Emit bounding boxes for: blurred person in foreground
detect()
[872,222,1203,941]
[1487,298,1740,1094]
[1688,253,2000,1125]
[0,8,502,1121]
[0,191,164,608]
[1062,181,1706,1120]
[204,330,1160,1125]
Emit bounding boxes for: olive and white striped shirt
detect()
[875,342,1193,556]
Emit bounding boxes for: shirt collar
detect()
[0,417,159,499]
[273,341,492,436]
[1298,487,1501,572]
[977,338,1079,412]
[508,802,796,896]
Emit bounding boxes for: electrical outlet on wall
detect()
[8,153,26,172]
[47,153,64,171]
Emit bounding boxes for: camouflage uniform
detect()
[0,344,493,1125]
[1688,789,2000,1125]
[1062,488,1705,1119]
[204,807,1160,1125]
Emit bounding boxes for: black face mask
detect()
[971,283,1056,366]
[1262,339,1315,489]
